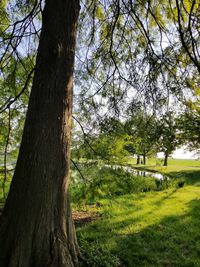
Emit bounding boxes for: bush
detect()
[177,180,185,188]
[155,177,171,191]
[70,164,173,205]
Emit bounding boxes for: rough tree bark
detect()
[0,0,80,266]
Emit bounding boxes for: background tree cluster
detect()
[73,108,192,166]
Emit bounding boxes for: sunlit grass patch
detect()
[127,157,200,171]
[78,186,200,266]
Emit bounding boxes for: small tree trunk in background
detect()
[143,154,146,165]
[0,0,80,266]
[163,153,168,166]
[136,155,140,164]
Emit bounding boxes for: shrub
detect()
[70,164,173,205]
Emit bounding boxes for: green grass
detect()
[1,158,200,266]
[127,157,200,171]
[77,159,200,266]
[78,186,200,266]
[167,158,200,167]
[126,158,200,184]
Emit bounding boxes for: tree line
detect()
[73,107,200,167]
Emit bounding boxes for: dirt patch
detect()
[0,208,99,225]
[72,210,100,226]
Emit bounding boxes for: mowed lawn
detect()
[127,157,200,171]
[77,159,200,267]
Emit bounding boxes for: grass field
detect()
[0,159,200,266]
[77,159,200,266]
[127,157,200,171]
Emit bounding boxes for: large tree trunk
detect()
[0,0,80,266]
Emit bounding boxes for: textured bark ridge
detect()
[0,0,80,266]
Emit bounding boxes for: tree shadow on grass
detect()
[168,170,200,186]
[116,199,200,267]
[78,198,200,267]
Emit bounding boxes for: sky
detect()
[172,147,198,159]
[158,147,198,159]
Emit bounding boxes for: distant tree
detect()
[72,117,131,163]
[157,112,180,166]
[178,110,200,153]
[125,111,160,165]
[91,118,131,162]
